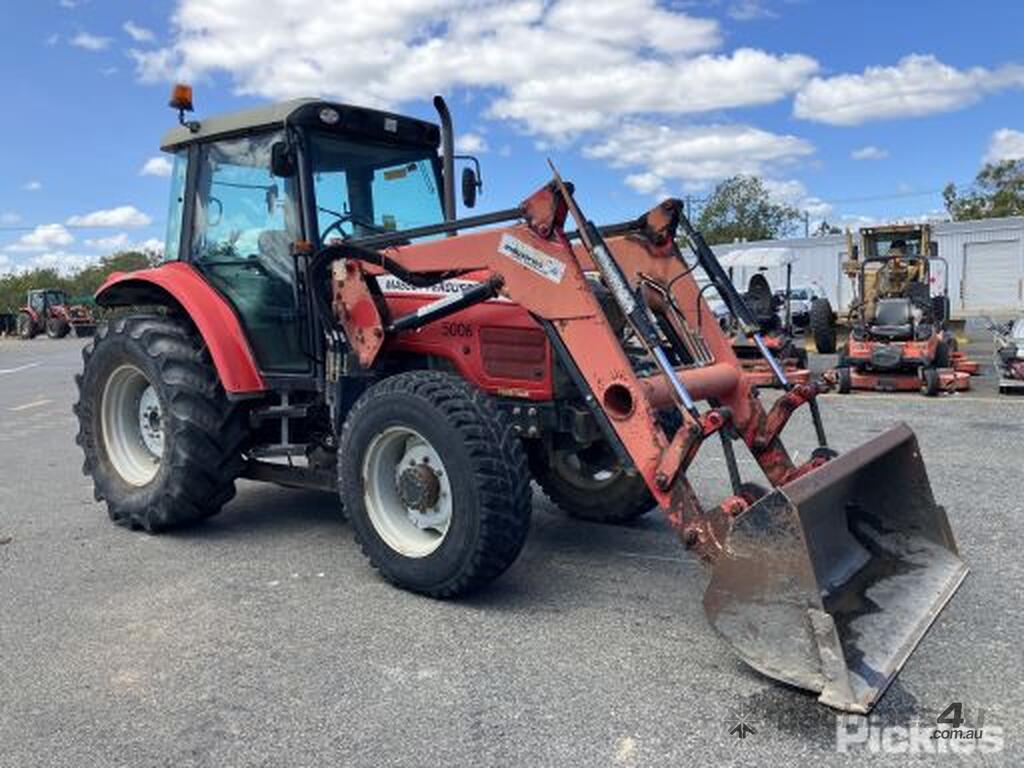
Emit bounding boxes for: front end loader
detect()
[74,87,967,714]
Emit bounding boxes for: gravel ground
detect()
[0,335,1020,767]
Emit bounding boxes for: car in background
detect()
[775,284,826,329]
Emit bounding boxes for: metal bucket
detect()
[704,422,967,713]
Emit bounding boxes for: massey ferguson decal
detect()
[497,234,566,284]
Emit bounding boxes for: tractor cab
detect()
[28,288,68,313]
[156,87,476,377]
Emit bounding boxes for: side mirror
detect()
[929,241,938,257]
[271,141,296,177]
[461,166,478,209]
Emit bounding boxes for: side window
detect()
[192,132,299,286]
[162,150,187,262]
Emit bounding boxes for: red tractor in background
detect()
[16,288,96,339]
[72,86,967,714]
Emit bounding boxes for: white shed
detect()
[710,216,1024,319]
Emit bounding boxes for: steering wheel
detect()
[318,206,390,242]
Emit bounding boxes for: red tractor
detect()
[73,86,967,714]
[17,288,96,339]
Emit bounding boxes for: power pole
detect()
[803,211,810,238]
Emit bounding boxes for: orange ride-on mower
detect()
[833,254,969,396]
[718,247,809,388]
[74,88,967,713]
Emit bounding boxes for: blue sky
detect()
[2,0,1024,273]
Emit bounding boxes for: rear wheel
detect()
[810,298,836,354]
[16,313,35,340]
[338,371,532,597]
[74,315,248,531]
[46,317,69,339]
[837,366,852,394]
[921,367,941,397]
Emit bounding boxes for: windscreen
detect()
[309,134,444,242]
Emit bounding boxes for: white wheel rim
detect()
[362,426,453,558]
[101,364,163,486]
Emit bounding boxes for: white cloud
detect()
[66,206,152,228]
[133,0,816,141]
[23,251,99,275]
[0,212,21,225]
[762,178,832,218]
[4,224,75,253]
[84,233,130,251]
[455,133,488,153]
[123,21,155,42]
[795,54,1024,126]
[851,145,888,161]
[729,0,777,21]
[70,32,112,51]
[140,156,173,177]
[584,122,814,192]
[985,128,1024,163]
[0,253,11,275]
[23,180,42,192]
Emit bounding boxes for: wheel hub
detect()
[397,464,441,511]
[101,365,163,487]
[362,426,453,557]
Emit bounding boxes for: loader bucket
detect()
[703,422,967,713]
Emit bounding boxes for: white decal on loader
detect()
[498,234,565,284]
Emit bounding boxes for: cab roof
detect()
[160,98,442,152]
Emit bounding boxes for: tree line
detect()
[693,158,1024,245]
[0,251,157,313]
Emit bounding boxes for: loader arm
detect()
[330,183,827,559]
[327,179,967,715]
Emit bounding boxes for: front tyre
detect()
[46,317,69,338]
[74,315,248,531]
[338,371,532,597]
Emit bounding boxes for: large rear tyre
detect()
[529,442,655,524]
[16,313,35,340]
[74,315,248,532]
[46,317,69,339]
[810,298,836,354]
[338,371,532,598]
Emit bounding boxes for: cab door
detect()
[189,132,309,373]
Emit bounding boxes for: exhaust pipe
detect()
[433,95,456,223]
[703,422,967,713]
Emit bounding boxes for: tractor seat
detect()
[868,298,914,340]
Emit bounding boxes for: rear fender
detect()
[95,262,265,394]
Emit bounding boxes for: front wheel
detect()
[338,371,532,597]
[46,317,69,338]
[528,442,655,524]
[74,315,248,531]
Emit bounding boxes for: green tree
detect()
[696,175,803,245]
[943,159,1024,221]
[0,250,157,313]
